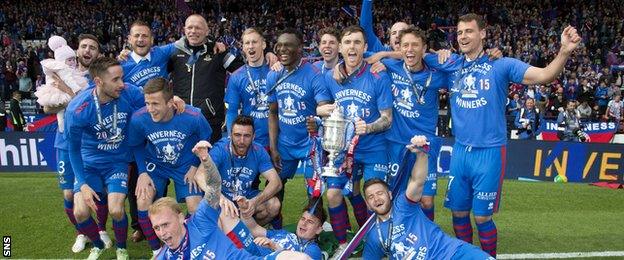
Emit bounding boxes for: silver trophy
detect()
[321,108,348,177]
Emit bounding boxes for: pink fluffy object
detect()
[34,59,88,107]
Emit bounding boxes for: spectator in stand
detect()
[8,90,25,131]
[606,94,622,123]
[577,99,593,120]
[507,92,522,117]
[594,80,610,115]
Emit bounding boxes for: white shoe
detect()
[330,243,349,260]
[116,248,129,260]
[99,231,113,249]
[151,247,162,259]
[71,234,88,253]
[322,221,333,232]
[87,247,105,260]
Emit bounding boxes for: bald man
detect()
[168,14,245,143]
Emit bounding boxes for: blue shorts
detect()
[74,162,129,194]
[451,243,495,260]
[387,138,440,196]
[444,143,506,216]
[56,149,75,190]
[148,167,204,203]
[278,142,312,180]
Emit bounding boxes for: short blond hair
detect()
[242,27,265,40]
[149,197,183,217]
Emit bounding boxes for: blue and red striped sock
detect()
[477,219,497,257]
[422,205,435,221]
[329,203,349,244]
[95,193,108,232]
[76,217,104,249]
[349,194,369,228]
[452,215,473,244]
[112,213,128,249]
[138,210,160,250]
[63,199,79,227]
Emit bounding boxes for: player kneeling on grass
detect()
[148,140,312,260]
[237,197,326,260]
[210,115,282,226]
[362,135,494,260]
[127,77,213,257]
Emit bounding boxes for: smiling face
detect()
[128,24,153,57]
[389,22,409,51]
[145,91,174,122]
[274,33,302,68]
[400,33,426,68]
[150,207,186,249]
[339,31,367,70]
[319,33,339,63]
[77,38,100,69]
[184,15,208,46]
[364,183,392,217]
[456,20,486,58]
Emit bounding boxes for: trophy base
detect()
[321,166,340,178]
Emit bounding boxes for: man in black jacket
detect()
[9,90,25,131]
[168,14,244,143]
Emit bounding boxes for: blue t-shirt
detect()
[425,54,530,147]
[383,59,449,144]
[65,84,144,185]
[266,229,322,260]
[267,61,331,157]
[209,138,274,200]
[127,105,211,174]
[155,200,263,260]
[225,64,271,147]
[363,193,464,260]
[121,44,175,88]
[323,63,393,154]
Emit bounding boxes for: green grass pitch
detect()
[0,173,622,259]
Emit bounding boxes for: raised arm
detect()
[522,26,581,85]
[192,141,221,208]
[404,135,429,202]
[359,0,385,53]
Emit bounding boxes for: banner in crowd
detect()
[2,133,622,184]
[539,119,619,143]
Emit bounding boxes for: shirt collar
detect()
[131,51,151,63]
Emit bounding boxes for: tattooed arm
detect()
[192,141,221,209]
[366,108,392,134]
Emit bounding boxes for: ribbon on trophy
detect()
[308,116,325,198]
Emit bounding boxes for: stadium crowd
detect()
[0,0,620,259]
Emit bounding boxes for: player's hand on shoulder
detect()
[369,61,386,74]
[332,63,346,83]
[266,52,279,68]
[192,140,213,161]
[172,96,186,114]
[117,49,130,61]
[271,61,284,72]
[214,42,226,54]
[430,48,452,64]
